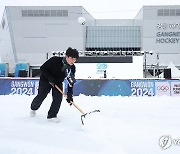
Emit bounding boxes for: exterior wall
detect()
[0,8,15,73]
[4,6,95,69]
[140,6,180,66]
[134,8,143,20]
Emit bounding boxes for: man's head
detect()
[65,47,79,65]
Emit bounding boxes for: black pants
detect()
[31,80,63,118]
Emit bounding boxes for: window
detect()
[176,9,180,16]
[170,9,175,16]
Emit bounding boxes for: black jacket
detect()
[40,56,76,93]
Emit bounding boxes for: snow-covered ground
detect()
[0,94,180,154]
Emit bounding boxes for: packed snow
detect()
[0,94,180,154]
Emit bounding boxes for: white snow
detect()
[0,94,180,154]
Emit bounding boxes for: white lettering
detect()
[11,81,34,88]
[157,32,180,37]
[156,38,180,43]
[131,82,154,88]
[173,139,180,145]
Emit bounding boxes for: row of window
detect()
[87,32,140,37]
[86,38,141,42]
[157,9,180,16]
[86,26,141,48]
[85,47,141,51]
[86,44,141,48]
[88,26,140,31]
[21,10,68,17]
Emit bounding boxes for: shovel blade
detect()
[81,110,100,125]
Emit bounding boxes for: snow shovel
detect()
[55,85,100,125]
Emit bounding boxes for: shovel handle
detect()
[55,85,85,114]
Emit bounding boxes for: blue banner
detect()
[70,80,155,96]
[0,78,180,96]
[70,79,180,96]
[0,78,39,95]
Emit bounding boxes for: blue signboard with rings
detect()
[0,78,180,96]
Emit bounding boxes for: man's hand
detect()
[66,94,73,106]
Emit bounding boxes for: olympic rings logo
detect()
[157,86,169,92]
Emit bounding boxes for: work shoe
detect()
[30,110,36,117]
[47,117,60,123]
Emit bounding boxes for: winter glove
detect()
[48,77,55,87]
[67,75,76,87]
[66,93,73,106]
